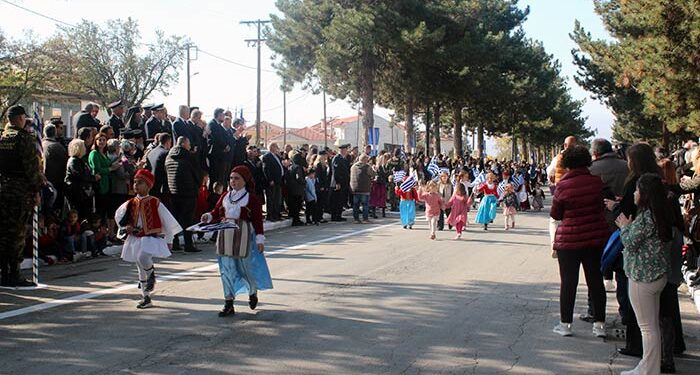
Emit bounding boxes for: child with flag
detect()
[475,172,500,230]
[395,168,418,229]
[115,169,182,309]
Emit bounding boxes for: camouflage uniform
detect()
[0,124,42,285]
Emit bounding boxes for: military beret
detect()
[108,100,123,109]
[8,105,27,118]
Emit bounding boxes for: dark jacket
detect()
[550,168,610,251]
[244,157,266,196]
[350,161,376,194]
[172,118,192,144]
[231,134,249,167]
[42,137,68,188]
[65,156,97,199]
[262,151,284,185]
[145,116,164,141]
[286,153,306,196]
[145,145,170,196]
[76,112,99,130]
[165,145,201,196]
[589,152,628,198]
[330,153,350,187]
[206,119,229,158]
[109,114,124,138]
[315,162,330,191]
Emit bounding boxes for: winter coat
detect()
[350,161,376,194]
[550,168,611,251]
[165,145,202,196]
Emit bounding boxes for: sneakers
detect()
[593,322,607,338]
[454,233,461,240]
[136,296,152,309]
[553,322,573,336]
[604,279,616,292]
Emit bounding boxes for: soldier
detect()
[145,103,166,143]
[329,143,351,221]
[0,105,43,287]
[108,100,125,138]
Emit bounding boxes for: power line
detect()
[0,0,76,28]
[197,49,276,73]
[261,92,309,113]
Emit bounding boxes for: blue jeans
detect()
[353,194,369,221]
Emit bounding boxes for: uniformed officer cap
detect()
[151,103,165,111]
[143,103,155,111]
[339,143,351,149]
[108,100,123,109]
[49,117,63,125]
[8,105,27,118]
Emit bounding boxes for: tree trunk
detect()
[433,103,441,156]
[360,64,375,149]
[425,105,431,156]
[452,104,463,158]
[661,122,669,149]
[476,123,484,159]
[521,135,528,162]
[404,97,414,152]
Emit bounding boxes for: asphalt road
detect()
[1,209,699,374]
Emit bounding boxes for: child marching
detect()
[501,183,518,230]
[475,172,500,230]
[418,180,443,240]
[395,169,418,229]
[201,166,273,317]
[115,169,182,309]
[446,182,471,240]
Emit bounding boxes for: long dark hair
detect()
[636,173,672,242]
[625,143,662,184]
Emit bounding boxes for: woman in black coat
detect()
[314,152,330,223]
[65,139,99,221]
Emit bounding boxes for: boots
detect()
[371,207,378,219]
[218,299,235,317]
[382,208,386,218]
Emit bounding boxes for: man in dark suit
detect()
[189,108,207,173]
[145,104,166,143]
[262,142,284,221]
[108,100,125,138]
[145,133,172,201]
[207,108,230,191]
[76,102,101,131]
[244,145,267,207]
[231,118,249,168]
[330,143,351,221]
[172,105,192,144]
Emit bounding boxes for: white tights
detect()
[136,252,154,297]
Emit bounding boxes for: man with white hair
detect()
[172,105,192,145]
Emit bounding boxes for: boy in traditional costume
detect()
[202,165,273,316]
[115,169,182,309]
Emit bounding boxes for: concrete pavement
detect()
[0,208,698,374]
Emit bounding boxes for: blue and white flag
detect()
[513,174,524,190]
[393,170,406,183]
[427,157,440,180]
[32,111,43,156]
[497,179,508,198]
[400,175,417,192]
[471,171,486,187]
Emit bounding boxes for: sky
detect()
[0,0,615,142]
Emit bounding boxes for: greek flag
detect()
[512,174,524,190]
[393,170,406,183]
[450,173,457,187]
[427,157,440,180]
[471,171,486,188]
[400,175,417,192]
[32,111,43,156]
[497,179,508,198]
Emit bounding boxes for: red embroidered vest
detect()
[127,195,163,236]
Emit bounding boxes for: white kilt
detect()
[121,236,171,263]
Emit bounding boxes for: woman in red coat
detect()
[550,145,610,337]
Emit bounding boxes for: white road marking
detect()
[0,223,395,321]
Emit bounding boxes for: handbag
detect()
[216,220,251,258]
[601,229,623,273]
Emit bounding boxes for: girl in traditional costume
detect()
[475,172,500,230]
[202,165,273,317]
[115,169,182,309]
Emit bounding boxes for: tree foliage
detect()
[572,0,700,146]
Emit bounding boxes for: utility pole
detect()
[186,44,197,108]
[241,19,271,147]
[283,90,287,147]
[323,91,327,149]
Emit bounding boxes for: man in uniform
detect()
[0,105,43,287]
[108,100,125,138]
[145,104,166,143]
[329,143,351,221]
[75,102,101,131]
